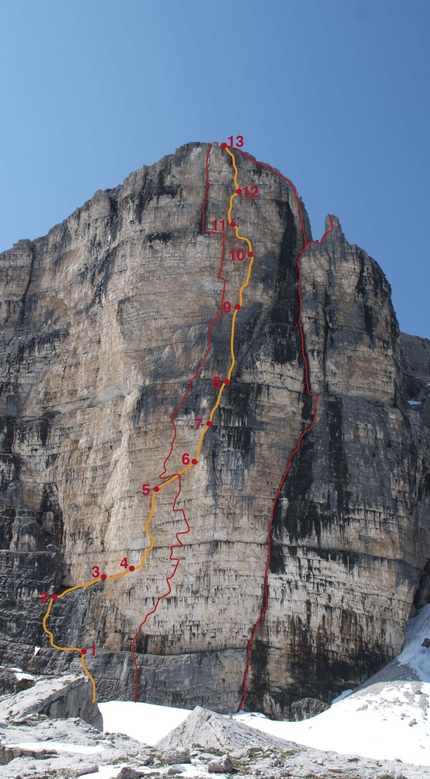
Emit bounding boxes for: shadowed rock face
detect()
[0,141,429,719]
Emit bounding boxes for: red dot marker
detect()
[235,304,241,310]
[81,648,87,655]
[51,594,58,601]
[221,142,227,148]
[248,252,254,258]
[230,221,236,228]
[206,420,213,427]
[129,565,135,572]
[224,379,231,385]
[192,458,198,465]
[101,574,107,581]
[154,486,160,493]
[236,189,242,195]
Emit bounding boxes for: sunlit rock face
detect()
[0,141,429,719]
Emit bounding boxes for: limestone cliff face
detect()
[0,142,429,718]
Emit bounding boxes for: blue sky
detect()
[0,0,428,337]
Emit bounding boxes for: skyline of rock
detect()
[0,141,429,719]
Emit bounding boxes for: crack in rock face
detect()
[0,141,429,719]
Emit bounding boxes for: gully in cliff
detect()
[40,139,334,709]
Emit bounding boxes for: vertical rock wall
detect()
[0,142,429,718]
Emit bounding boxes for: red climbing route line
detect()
[131,474,190,702]
[131,144,230,701]
[159,144,228,481]
[43,141,245,704]
[42,143,231,702]
[42,140,334,710]
[233,147,334,710]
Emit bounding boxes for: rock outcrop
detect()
[0,141,429,717]
[0,674,102,729]
[2,688,430,779]
[156,706,290,752]
[0,700,151,778]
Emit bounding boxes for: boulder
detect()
[156,706,293,752]
[208,754,234,773]
[0,674,102,730]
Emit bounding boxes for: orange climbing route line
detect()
[130,144,234,702]
[42,140,332,710]
[130,142,258,700]
[42,596,98,702]
[131,475,191,701]
[42,140,256,702]
[158,143,230,481]
[41,492,159,702]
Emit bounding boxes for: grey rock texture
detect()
[0,686,429,779]
[156,705,291,752]
[116,768,146,779]
[0,141,429,717]
[290,697,329,721]
[2,706,430,779]
[351,656,421,690]
[0,674,101,729]
[155,705,430,779]
[0,707,152,777]
[401,333,430,404]
[0,667,35,695]
[160,748,191,765]
[208,753,234,772]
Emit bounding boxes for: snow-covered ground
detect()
[7,605,430,778]
[99,700,191,745]
[240,604,430,765]
[239,681,430,766]
[94,683,430,769]
[80,769,121,779]
[12,668,36,682]
[90,604,430,773]
[398,602,430,681]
